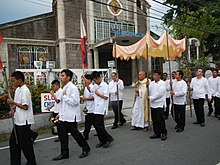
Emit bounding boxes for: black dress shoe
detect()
[174,125,179,129]
[111,125,118,129]
[103,138,114,148]
[96,142,104,148]
[161,133,167,141]
[54,138,60,142]
[176,128,184,133]
[200,123,205,127]
[207,112,212,116]
[150,134,160,139]
[52,154,69,161]
[79,146,91,158]
[193,121,200,124]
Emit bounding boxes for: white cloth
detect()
[59,82,81,122]
[109,79,124,101]
[14,85,35,126]
[53,88,63,113]
[164,79,170,98]
[149,80,166,108]
[131,78,151,128]
[190,77,211,99]
[83,83,94,113]
[172,79,187,105]
[91,81,109,115]
[215,78,220,98]
[208,76,219,97]
[131,95,145,128]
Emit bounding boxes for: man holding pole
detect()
[109,72,126,129]
[7,71,37,165]
[190,68,211,127]
[170,70,187,133]
[147,70,167,141]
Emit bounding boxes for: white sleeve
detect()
[62,87,79,106]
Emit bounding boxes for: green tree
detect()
[162,0,220,62]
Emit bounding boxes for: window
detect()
[94,19,135,42]
[18,46,48,69]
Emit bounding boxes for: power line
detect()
[20,0,219,35]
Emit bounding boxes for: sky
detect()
[0,0,168,35]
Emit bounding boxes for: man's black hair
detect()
[176,70,184,79]
[11,71,25,82]
[84,74,92,81]
[51,80,60,85]
[61,69,73,81]
[91,71,101,79]
[163,72,168,76]
[212,69,218,73]
[153,70,161,75]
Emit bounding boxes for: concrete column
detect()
[57,0,66,68]
[134,0,138,33]
[131,60,137,85]
[94,48,99,69]
[87,49,93,69]
[86,1,95,44]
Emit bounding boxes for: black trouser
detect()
[59,121,89,156]
[111,100,126,126]
[193,98,205,123]
[208,96,214,114]
[214,97,220,116]
[173,104,186,129]
[92,114,113,144]
[83,113,94,139]
[164,98,170,118]
[53,112,60,138]
[151,107,167,136]
[10,124,37,165]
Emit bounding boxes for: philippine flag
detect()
[80,15,88,67]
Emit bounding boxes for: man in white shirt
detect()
[52,69,90,161]
[80,74,95,140]
[109,72,126,129]
[170,70,187,133]
[7,71,37,165]
[162,72,170,120]
[91,71,114,148]
[48,80,63,142]
[215,74,220,119]
[147,70,167,141]
[207,69,219,117]
[190,68,211,127]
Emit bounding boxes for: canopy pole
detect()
[114,42,121,126]
[166,31,175,121]
[185,37,193,117]
[2,66,18,144]
[146,43,151,130]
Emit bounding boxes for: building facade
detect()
[0,0,152,85]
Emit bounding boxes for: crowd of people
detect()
[6,67,220,164]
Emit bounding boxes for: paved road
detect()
[0,106,220,165]
[0,87,220,165]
